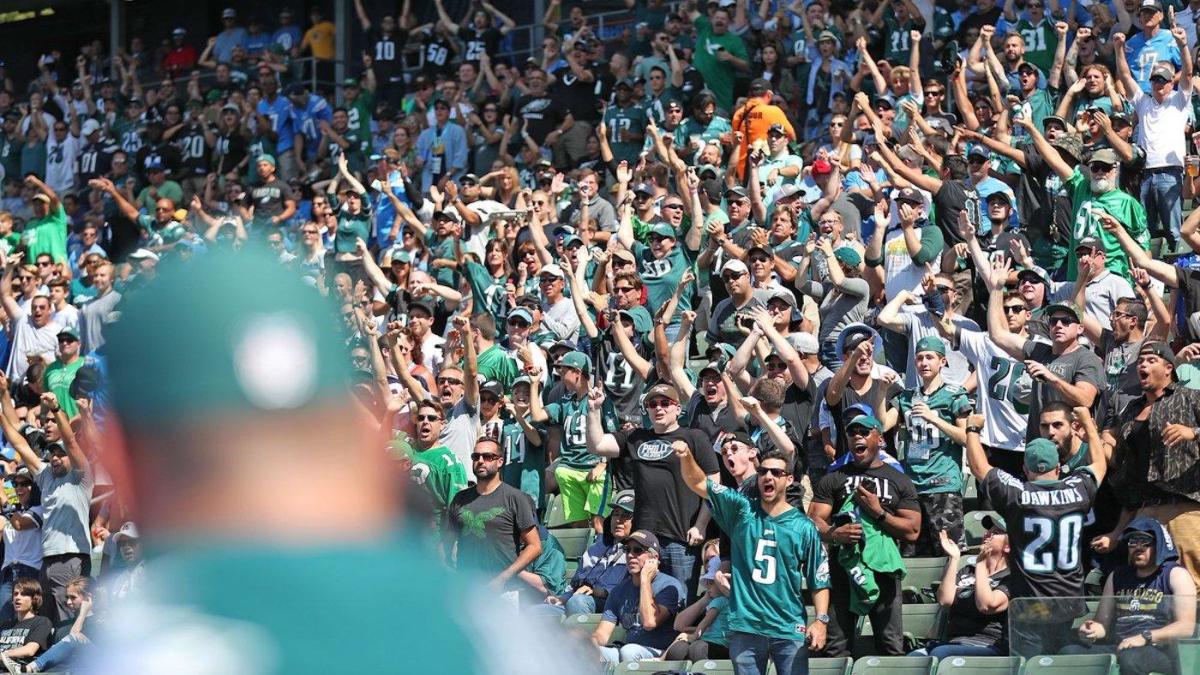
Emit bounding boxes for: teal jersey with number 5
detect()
[893,383,971,495]
[706,480,829,640]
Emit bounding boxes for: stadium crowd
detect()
[0,0,1200,672]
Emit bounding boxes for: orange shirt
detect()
[730,100,795,179]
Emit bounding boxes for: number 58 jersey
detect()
[983,467,1099,600]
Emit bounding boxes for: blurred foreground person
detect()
[82,249,592,674]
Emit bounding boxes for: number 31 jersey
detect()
[983,467,1098,600]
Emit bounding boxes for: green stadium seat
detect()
[851,655,937,674]
[562,613,624,644]
[564,560,579,582]
[555,527,594,561]
[689,660,736,674]
[935,655,1024,675]
[615,660,690,672]
[963,511,1000,549]
[545,494,569,528]
[810,656,853,675]
[903,603,945,651]
[1019,653,1116,675]
[1069,601,1102,631]
[903,557,950,603]
[1177,638,1200,675]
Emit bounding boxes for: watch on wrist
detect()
[967,426,983,434]
[1191,427,1200,441]
[1142,629,1154,645]
[815,613,830,624]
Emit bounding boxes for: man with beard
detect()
[809,414,921,657]
[823,326,903,459]
[447,437,542,599]
[678,444,831,675]
[587,383,719,600]
[404,399,468,533]
[1038,403,1103,476]
[878,336,971,554]
[1065,517,1197,675]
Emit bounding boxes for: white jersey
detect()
[957,329,1028,452]
[46,133,81,195]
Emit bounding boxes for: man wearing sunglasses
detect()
[588,383,719,600]
[677,438,830,674]
[1064,517,1196,675]
[590,529,686,664]
[447,437,542,601]
[405,400,468,534]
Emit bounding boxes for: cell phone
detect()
[737,315,754,329]
[484,210,525,225]
[832,511,855,527]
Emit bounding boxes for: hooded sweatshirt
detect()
[1110,516,1182,641]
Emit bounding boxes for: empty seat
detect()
[810,656,853,675]
[689,660,735,674]
[1019,653,1116,675]
[851,655,937,674]
[936,655,1024,675]
[903,557,950,603]
[545,494,568,528]
[554,527,594,561]
[615,660,690,673]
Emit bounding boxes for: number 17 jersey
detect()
[983,467,1098,600]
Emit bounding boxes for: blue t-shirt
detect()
[601,572,686,650]
[292,95,334,159]
[257,96,297,153]
[1125,29,1182,93]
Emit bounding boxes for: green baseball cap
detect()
[833,246,862,267]
[648,222,677,239]
[555,350,591,374]
[106,249,352,427]
[914,335,947,356]
[847,414,883,433]
[1024,438,1060,473]
[257,154,276,167]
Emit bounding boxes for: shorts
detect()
[555,465,610,523]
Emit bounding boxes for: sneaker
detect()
[0,654,20,675]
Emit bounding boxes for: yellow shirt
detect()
[303,21,336,60]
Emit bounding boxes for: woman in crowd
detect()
[0,579,52,672]
[0,471,42,627]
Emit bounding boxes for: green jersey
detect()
[112,117,145,155]
[346,90,375,133]
[604,103,650,166]
[476,344,519,393]
[43,358,84,419]
[546,393,600,469]
[691,16,748,111]
[883,16,920,65]
[408,444,468,518]
[22,203,68,263]
[494,413,548,509]
[464,260,510,332]
[706,479,830,640]
[893,382,971,495]
[632,239,693,321]
[1017,18,1058,73]
[0,134,19,180]
[1065,169,1149,282]
[426,231,460,288]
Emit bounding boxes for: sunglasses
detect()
[437,377,464,386]
[722,272,746,282]
[1127,537,1154,549]
[471,452,502,461]
[1110,310,1134,319]
[1003,305,1026,315]
[507,318,530,327]
[765,360,788,370]
[924,90,944,97]
[415,414,443,422]
[662,203,683,210]
[756,467,788,478]
[614,286,637,293]
[626,545,651,556]
[645,398,675,409]
[1089,163,1114,173]
[1048,316,1078,326]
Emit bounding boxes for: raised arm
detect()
[0,373,42,473]
[983,258,1028,360]
[434,0,460,33]
[671,439,709,498]
[964,413,992,481]
[584,387,621,458]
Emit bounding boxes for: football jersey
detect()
[545,394,597,469]
[958,329,1029,452]
[893,382,971,494]
[707,479,830,640]
[982,467,1098,600]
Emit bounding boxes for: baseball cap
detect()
[31,194,51,204]
[833,246,862,267]
[459,173,480,186]
[1043,303,1080,321]
[985,190,1014,206]
[611,490,636,513]
[967,144,990,160]
[981,513,1007,532]
[1075,236,1102,252]
[748,78,771,96]
[893,187,924,206]
[648,222,677,240]
[560,234,584,249]
[480,380,503,398]
[556,350,591,374]
[720,258,749,276]
[914,335,947,356]
[1024,438,1059,473]
[1042,114,1067,129]
[1139,0,1164,12]
[724,185,749,200]
[611,249,636,265]
[145,158,166,172]
[1151,63,1176,81]
[839,323,879,355]
[408,300,435,318]
[539,263,565,279]
[767,123,787,136]
[113,521,140,542]
[128,248,160,262]
[106,249,353,426]
[720,430,756,449]
[222,7,237,18]
[257,154,277,167]
[507,307,534,325]
[788,332,819,355]
[80,119,101,136]
[811,159,833,175]
[644,383,681,404]
[1089,148,1120,166]
[632,182,655,196]
[699,361,724,376]
[172,27,187,36]
[1017,61,1040,75]
[1016,267,1048,285]
[1139,341,1177,367]
[57,327,80,342]
[615,77,636,89]
[624,530,663,556]
[816,29,838,42]
[343,77,360,88]
[846,414,883,433]
[1050,134,1083,162]
[764,287,797,308]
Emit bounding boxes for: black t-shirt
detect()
[1017,141,1072,254]
[420,29,455,77]
[514,93,570,146]
[945,564,1011,648]
[0,615,51,663]
[982,467,1098,602]
[457,26,503,63]
[553,63,611,123]
[250,177,296,221]
[214,129,248,175]
[933,179,975,246]
[593,336,651,427]
[448,483,538,574]
[134,142,182,180]
[369,28,407,84]
[811,461,920,531]
[614,426,720,543]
